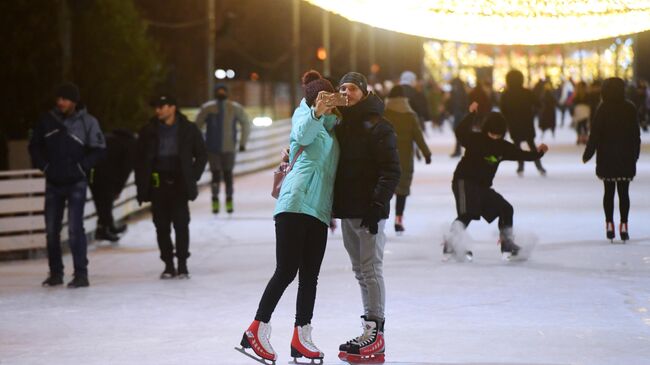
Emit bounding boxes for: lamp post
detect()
[207,0,216,100]
[322,10,331,77]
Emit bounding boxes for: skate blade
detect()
[502,252,527,262]
[289,358,323,365]
[234,346,276,365]
[343,353,385,364]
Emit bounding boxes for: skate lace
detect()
[357,326,377,346]
[259,322,276,355]
[300,324,322,353]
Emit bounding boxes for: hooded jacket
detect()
[274,99,340,225]
[134,112,207,203]
[500,86,539,141]
[29,105,106,185]
[583,78,640,179]
[333,93,401,219]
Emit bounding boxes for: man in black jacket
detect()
[90,129,137,242]
[29,82,106,288]
[445,102,548,262]
[134,95,207,279]
[334,72,400,363]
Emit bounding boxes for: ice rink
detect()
[1,125,649,365]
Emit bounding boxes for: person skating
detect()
[29,82,106,288]
[90,129,137,242]
[444,102,548,261]
[582,77,640,243]
[383,85,432,235]
[134,95,207,279]
[237,71,339,364]
[500,69,547,176]
[333,72,400,363]
[195,84,251,214]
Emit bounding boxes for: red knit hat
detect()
[302,70,335,107]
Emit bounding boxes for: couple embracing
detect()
[237,70,400,364]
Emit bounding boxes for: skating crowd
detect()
[28,69,643,364]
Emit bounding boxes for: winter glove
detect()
[424,154,432,164]
[239,145,246,152]
[360,202,384,235]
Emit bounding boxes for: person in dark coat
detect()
[500,70,546,176]
[444,102,548,261]
[448,77,468,157]
[29,82,106,288]
[134,95,207,279]
[90,129,137,242]
[334,72,400,363]
[583,77,640,242]
[539,83,558,137]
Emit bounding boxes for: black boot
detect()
[226,197,234,214]
[42,273,63,287]
[95,225,120,242]
[160,261,177,279]
[110,222,127,235]
[67,275,89,288]
[177,259,190,279]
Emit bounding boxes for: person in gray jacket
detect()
[29,82,106,288]
[195,84,251,214]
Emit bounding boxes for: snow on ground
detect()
[1,122,649,365]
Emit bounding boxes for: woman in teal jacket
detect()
[240,71,339,364]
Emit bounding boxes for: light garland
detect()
[304,0,650,45]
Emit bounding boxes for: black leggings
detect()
[603,180,630,223]
[395,195,407,216]
[255,213,328,326]
[211,169,234,199]
[514,138,544,171]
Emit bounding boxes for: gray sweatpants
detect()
[341,218,386,320]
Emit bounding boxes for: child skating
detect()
[444,102,549,261]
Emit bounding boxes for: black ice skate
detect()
[499,229,522,261]
[606,221,615,242]
[344,318,386,364]
[620,223,629,242]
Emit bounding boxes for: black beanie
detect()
[56,82,80,103]
[482,112,507,136]
[302,70,335,107]
[339,72,368,95]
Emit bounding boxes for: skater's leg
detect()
[341,219,369,316]
[455,215,472,228]
[526,138,545,172]
[295,216,328,326]
[222,153,235,203]
[255,213,306,323]
[395,195,407,217]
[356,220,387,321]
[151,186,174,266]
[514,139,524,172]
[603,181,616,223]
[172,193,191,273]
[617,180,630,223]
[44,183,66,276]
[208,152,222,201]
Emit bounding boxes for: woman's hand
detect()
[314,91,334,118]
[468,101,479,113]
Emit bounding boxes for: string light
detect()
[304,0,650,45]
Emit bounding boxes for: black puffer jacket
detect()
[333,93,401,219]
[135,112,207,203]
[583,78,640,179]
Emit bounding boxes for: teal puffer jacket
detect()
[274,99,340,225]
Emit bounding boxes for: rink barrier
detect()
[0,118,291,255]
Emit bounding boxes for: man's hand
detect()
[360,203,383,235]
[239,145,246,152]
[424,154,432,165]
[537,144,549,154]
[469,101,479,113]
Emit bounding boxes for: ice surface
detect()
[1,123,649,365]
